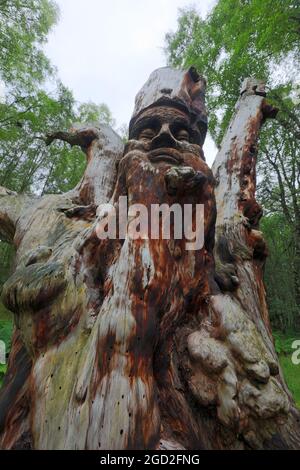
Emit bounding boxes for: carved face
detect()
[119,105,216,255]
[126,106,206,169]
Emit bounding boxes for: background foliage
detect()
[0,0,115,336]
[166,0,300,332]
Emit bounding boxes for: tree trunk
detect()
[293,226,300,310]
[0,73,299,450]
[212,78,300,448]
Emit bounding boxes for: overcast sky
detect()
[45,0,217,164]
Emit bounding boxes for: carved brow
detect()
[131,115,191,140]
[131,117,160,138]
[171,117,190,128]
[136,117,157,128]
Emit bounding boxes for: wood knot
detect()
[173,246,182,259]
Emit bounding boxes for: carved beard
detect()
[116,137,217,254]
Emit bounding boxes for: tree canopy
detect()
[166,0,299,143]
[0,0,116,196]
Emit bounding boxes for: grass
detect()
[0,364,6,388]
[0,318,13,388]
[273,330,300,409]
[279,355,300,409]
[0,319,13,353]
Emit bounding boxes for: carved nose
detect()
[150,124,177,150]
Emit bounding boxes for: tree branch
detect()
[264,149,294,226]
[45,127,99,152]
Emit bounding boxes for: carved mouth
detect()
[148,148,183,165]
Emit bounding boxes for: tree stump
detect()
[0,68,299,450]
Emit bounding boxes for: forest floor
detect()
[0,316,300,408]
[273,330,300,408]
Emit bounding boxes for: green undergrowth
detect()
[273,330,300,408]
[0,317,13,387]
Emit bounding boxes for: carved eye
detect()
[138,128,156,141]
[175,129,190,142]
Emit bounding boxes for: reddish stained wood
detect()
[0,70,299,450]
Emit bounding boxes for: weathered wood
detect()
[0,187,32,243]
[212,78,275,336]
[212,78,300,448]
[0,123,124,449]
[0,68,299,450]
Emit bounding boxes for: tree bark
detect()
[0,78,299,450]
[212,78,300,448]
